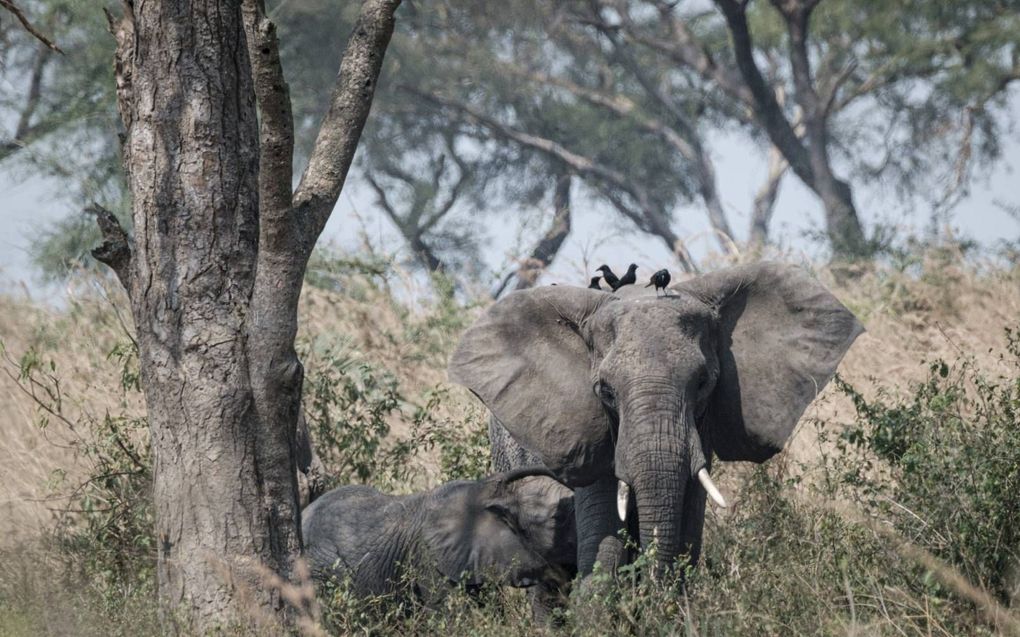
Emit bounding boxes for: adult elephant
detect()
[449,262,863,576]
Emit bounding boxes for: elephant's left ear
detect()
[678,262,864,463]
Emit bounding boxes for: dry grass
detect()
[0,251,1017,634]
[1,254,1017,545]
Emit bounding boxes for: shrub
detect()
[302,341,407,487]
[1,339,154,594]
[834,325,1020,602]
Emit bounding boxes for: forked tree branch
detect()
[293,0,401,245]
[713,0,815,186]
[0,0,63,53]
[408,87,696,271]
[366,171,446,272]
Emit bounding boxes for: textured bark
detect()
[112,3,262,629]
[92,0,400,630]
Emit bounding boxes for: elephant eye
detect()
[485,504,522,533]
[595,381,617,408]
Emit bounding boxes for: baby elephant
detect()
[302,467,576,600]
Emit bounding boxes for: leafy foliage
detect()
[834,326,1020,601]
[0,337,154,607]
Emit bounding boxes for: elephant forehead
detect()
[597,295,716,336]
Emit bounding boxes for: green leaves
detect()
[836,325,1020,602]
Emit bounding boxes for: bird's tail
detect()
[645,282,653,287]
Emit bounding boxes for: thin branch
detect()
[508,64,700,161]
[0,44,56,160]
[407,87,650,209]
[611,1,754,109]
[407,87,697,271]
[365,172,444,272]
[293,0,402,245]
[0,0,63,53]
[820,59,857,120]
[14,44,51,139]
[598,184,697,273]
[510,169,573,293]
[242,0,295,251]
[749,144,788,247]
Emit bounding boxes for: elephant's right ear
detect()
[449,286,615,486]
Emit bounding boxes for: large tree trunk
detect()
[95,0,400,630]
[116,4,263,629]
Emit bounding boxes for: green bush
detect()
[834,326,1020,602]
[2,339,154,593]
[302,342,406,487]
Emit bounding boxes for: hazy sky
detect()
[2,97,1017,297]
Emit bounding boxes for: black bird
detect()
[588,276,603,290]
[614,263,638,291]
[596,265,619,290]
[646,268,671,295]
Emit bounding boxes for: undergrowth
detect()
[1,253,1018,636]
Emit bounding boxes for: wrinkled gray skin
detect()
[451,262,863,577]
[302,467,576,600]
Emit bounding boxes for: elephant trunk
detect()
[616,394,707,574]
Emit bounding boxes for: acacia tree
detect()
[602,0,1020,257]
[89,0,400,630]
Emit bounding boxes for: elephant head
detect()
[422,466,575,588]
[449,262,863,571]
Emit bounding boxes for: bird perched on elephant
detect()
[614,263,638,290]
[596,264,638,291]
[646,268,671,295]
[302,467,576,601]
[448,261,863,578]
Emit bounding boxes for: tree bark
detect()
[93,0,400,630]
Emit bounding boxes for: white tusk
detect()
[698,468,728,508]
[617,480,630,521]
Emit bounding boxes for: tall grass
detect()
[1,249,1018,635]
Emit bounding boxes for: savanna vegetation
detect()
[1,247,1019,635]
[2,0,1020,634]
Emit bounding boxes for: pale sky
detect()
[2,97,1018,299]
